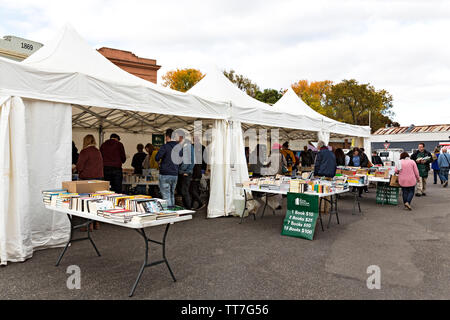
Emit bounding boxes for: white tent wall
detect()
[207,120,228,218]
[207,120,249,218]
[0,97,71,265]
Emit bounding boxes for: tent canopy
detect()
[273,87,371,138]
[0,25,228,125]
[188,68,323,135]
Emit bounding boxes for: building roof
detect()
[373,124,450,135]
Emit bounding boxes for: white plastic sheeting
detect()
[0,97,71,265]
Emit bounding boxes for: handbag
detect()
[389,174,401,188]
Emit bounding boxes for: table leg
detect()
[261,192,268,219]
[239,191,256,224]
[55,215,101,267]
[129,224,176,297]
[318,198,324,231]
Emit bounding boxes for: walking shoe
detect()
[415,193,422,197]
[444,181,448,187]
[422,192,426,196]
[405,203,412,210]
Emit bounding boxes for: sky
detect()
[1,0,449,126]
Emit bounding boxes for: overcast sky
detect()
[1,0,449,126]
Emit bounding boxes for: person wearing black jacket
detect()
[348,148,369,167]
[314,141,336,178]
[131,143,147,175]
[372,151,384,165]
[155,129,182,208]
[410,143,433,196]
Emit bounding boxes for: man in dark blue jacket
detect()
[313,140,337,178]
[155,129,182,208]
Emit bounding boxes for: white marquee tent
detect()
[1,24,371,264]
[272,87,371,145]
[0,25,232,265]
[188,70,371,219]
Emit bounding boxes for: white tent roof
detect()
[0,25,228,123]
[188,68,323,132]
[273,87,371,137]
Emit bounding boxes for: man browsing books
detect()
[155,129,182,208]
[410,142,433,196]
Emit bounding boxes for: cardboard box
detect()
[62,180,110,194]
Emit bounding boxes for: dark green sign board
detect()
[281,193,319,240]
[152,134,165,147]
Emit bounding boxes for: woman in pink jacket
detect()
[395,152,420,210]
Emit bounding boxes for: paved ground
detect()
[1,177,449,300]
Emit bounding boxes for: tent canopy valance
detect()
[0,25,229,123]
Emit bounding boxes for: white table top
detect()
[45,205,193,229]
[240,187,349,198]
[368,176,390,183]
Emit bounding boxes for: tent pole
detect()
[99,124,104,145]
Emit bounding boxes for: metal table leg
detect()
[129,224,176,297]
[261,192,269,219]
[318,198,324,231]
[239,191,257,224]
[55,214,101,266]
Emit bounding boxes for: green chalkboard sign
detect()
[152,134,165,147]
[281,193,319,240]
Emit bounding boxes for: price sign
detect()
[281,193,319,240]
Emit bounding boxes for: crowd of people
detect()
[72,130,208,219]
[72,132,449,220]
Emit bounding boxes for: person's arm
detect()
[131,154,138,169]
[155,145,165,162]
[120,143,126,164]
[76,150,87,175]
[413,161,420,181]
[314,152,321,175]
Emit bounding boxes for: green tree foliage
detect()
[223,69,260,98]
[291,79,395,132]
[255,88,283,104]
[325,79,394,132]
[162,68,205,92]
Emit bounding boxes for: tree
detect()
[291,80,333,115]
[255,88,283,104]
[223,69,260,98]
[325,79,394,132]
[162,68,205,92]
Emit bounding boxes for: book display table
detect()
[45,205,194,297]
[368,176,393,205]
[238,187,351,232]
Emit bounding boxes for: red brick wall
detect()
[97,47,161,84]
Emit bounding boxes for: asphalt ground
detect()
[1,176,449,300]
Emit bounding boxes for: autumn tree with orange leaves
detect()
[162,68,205,92]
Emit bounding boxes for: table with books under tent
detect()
[43,190,195,297]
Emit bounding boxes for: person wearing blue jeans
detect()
[155,129,182,208]
[159,175,178,207]
[438,148,450,188]
[402,186,415,206]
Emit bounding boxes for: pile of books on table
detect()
[346,175,368,186]
[41,189,187,224]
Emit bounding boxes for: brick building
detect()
[97,47,161,84]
